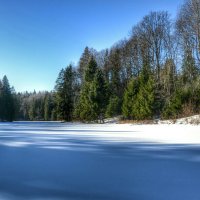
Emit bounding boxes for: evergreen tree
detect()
[55,65,75,121]
[78,47,92,82]
[0,76,15,122]
[44,93,51,121]
[134,65,155,120]
[92,69,108,122]
[122,65,155,120]
[76,58,108,122]
[162,89,182,119]
[76,57,98,121]
[133,77,155,120]
[84,56,98,82]
[182,50,198,85]
[122,78,139,119]
[106,95,121,118]
[28,97,36,120]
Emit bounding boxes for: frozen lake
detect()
[1,122,200,200]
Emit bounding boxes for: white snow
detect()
[0,122,200,147]
[158,114,200,125]
[1,121,200,200]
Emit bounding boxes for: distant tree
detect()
[28,97,36,120]
[44,93,51,121]
[0,76,15,122]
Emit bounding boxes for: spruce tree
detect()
[76,57,108,122]
[133,77,155,120]
[55,65,75,121]
[76,57,98,121]
[133,65,155,120]
[78,47,92,82]
[84,56,98,82]
[162,89,182,119]
[44,93,51,121]
[92,69,108,122]
[1,76,15,122]
[122,78,139,119]
[122,64,155,120]
[29,98,36,120]
[106,95,121,118]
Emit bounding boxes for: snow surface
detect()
[0,122,200,200]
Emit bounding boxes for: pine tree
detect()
[106,95,121,118]
[133,65,155,120]
[44,93,51,121]
[122,64,155,120]
[55,65,75,121]
[133,77,155,120]
[122,78,139,119]
[28,98,36,120]
[182,50,198,85]
[105,49,123,118]
[162,89,182,119]
[1,76,15,122]
[75,58,108,122]
[76,57,98,121]
[92,69,108,122]
[84,56,98,82]
[78,47,92,82]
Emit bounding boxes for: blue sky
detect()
[0,0,184,92]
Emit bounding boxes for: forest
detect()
[1,0,200,122]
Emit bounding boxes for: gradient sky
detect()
[0,0,184,92]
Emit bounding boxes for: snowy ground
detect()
[0,122,200,200]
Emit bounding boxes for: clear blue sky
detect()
[0,0,184,92]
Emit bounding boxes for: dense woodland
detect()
[1,0,200,122]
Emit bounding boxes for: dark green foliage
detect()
[75,58,108,122]
[77,82,98,121]
[122,78,138,119]
[109,48,123,98]
[122,65,155,120]
[78,46,92,82]
[182,50,198,85]
[106,96,121,118]
[84,56,98,83]
[133,77,155,120]
[0,76,15,122]
[75,58,98,121]
[54,65,75,121]
[162,90,182,119]
[44,93,54,121]
[13,91,55,121]
[92,69,108,119]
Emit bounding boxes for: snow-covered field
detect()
[0,122,200,200]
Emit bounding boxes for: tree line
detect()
[2,0,200,122]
